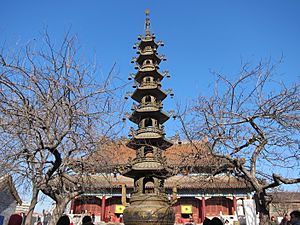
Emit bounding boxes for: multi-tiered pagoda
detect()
[121,10,175,225]
[68,11,254,224]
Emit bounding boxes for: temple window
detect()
[144,59,152,65]
[144,118,152,127]
[142,95,156,105]
[143,76,152,83]
[144,95,152,103]
[143,177,155,194]
[144,146,153,157]
[143,46,152,53]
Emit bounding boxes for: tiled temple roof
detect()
[270,192,300,203]
[81,140,231,175]
[70,140,252,191]
[80,174,252,191]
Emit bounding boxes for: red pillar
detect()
[233,196,237,215]
[175,203,181,224]
[196,197,201,223]
[201,197,206,223]
[101,196,106,221]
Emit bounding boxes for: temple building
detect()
[68,11,254,224]
[68,142,253,224]
[0,175,22,225]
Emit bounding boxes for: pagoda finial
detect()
[145,9,151,35]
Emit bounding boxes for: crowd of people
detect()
[6,214,95,225]
[6,210,300,225]
[56,215,95,225]
[269,211,300,225]
[200,211,300,225]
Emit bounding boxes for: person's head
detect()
[211,217,223,225]
[290,211,300,225]
[82,216,92,225]
[56,215,70,225]
[203,217,211,225]
[8,214,23,225]
[225,220,229,224]
[271,216,276,221]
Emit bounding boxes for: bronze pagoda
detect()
[121,10,175,225]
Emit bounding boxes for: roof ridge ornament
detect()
[145,9,151,35]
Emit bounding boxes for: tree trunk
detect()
[256,192,270,225]
[259,212,270,225]
[25,186,39,225]
[47,198,71,225]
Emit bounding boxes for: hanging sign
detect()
[181,205,192,214]
[115,205,125,213]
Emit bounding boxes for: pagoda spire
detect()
[144,9,151,35]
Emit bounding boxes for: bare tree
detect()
[268,191,300,217]
[0,31,125,225]
[179,60,300,225]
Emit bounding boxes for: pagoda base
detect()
[123,193,175,225]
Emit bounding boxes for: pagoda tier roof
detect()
[133,69,164,83]
[129,106,170,125]
[135,52,162,66]
[121,160,173,178]
[138,35,159,50]
[77,174,252,191]
[126,136,173,150]
[131,85,167,102]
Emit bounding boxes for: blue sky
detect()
[2,1,300,98]
[1,0,300,212]
[2,0,299,134]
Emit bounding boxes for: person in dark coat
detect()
[203,217,212,225]
[211,217,223,225]
[280,214,289,225]
[56,215,70,225]
[82,216,94,225]
[290,211,300,225]
[8,214,22,225]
